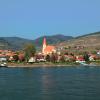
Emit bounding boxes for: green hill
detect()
[57,31,100,51]
[0,31,100,51]
[0,35,73,50]
[0,38,11,49]
[33,34,73,47]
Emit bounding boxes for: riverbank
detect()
[7,63,74,68]
[7,61,100,68]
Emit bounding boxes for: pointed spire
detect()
[42,37,47,54]
[43,37,46,46]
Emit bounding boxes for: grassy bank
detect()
[7,61,100,68]
[7,61,78,67]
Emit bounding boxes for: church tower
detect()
[42,37,47,54]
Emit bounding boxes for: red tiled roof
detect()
[0,50,3,52]
[44,45,55,53]
[0,54,5,57]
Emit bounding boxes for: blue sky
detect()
[0,0,100,39]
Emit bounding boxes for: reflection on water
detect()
[0,66,100,100]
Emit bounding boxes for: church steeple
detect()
[42,37,47,54]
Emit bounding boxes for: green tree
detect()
[13,55,19,62]
[60,55,65,63]
[46,55,51,62]
[24,43,36,62]
[83,52,89,62]
[51,53,58,63]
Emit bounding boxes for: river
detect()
[0,66,100,100]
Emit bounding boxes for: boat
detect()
[76,61,97,67]
[76,60,89,66]
[79,62,89,66]
[0,62,8,67]
[0,57,8,67]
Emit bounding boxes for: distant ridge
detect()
[0,37,33,50]
[33,34,73,47]
[57,31,100,49]
[0,37,11,49]
[0,34,73,50]
[0,31,100,50]
[76,31,100,39]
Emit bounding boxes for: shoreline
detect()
[7,63,73,68]
[7,62,100,68]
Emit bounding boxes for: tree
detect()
[18,53,25,62]
[83,52,89,62]
[13,55,19,62]
[24,43,36,62]
[46,55,51,62]
[51,53,58,63]
[60,55,65,63]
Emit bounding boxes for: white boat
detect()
[79,62,89,66]
[76,60,89,66]
[0,57,8,67]
[0,62,8,67]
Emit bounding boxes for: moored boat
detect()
[0,62,8,67]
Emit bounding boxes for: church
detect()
[42,38,56,55]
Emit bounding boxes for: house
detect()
[0,57,7,62]
[28,57,36,63]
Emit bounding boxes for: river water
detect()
[0,66,100,100]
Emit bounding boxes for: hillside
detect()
[0,38,11,49]
[0,35,73,50]
[0,37,33,50]
[33,34,73,47]
[76,31,100,39]
[57,32,100,50]
[3,37,33,50]
[0,32,100,51]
